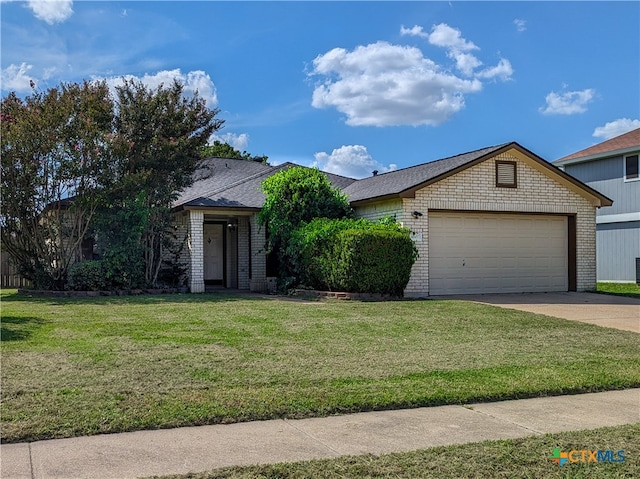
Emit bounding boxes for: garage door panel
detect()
[429,212,568,295]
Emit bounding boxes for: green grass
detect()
[2,289,639,443]
[148,424,640,479]
[597,282,640,299]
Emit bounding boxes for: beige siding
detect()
[354,200,403,221]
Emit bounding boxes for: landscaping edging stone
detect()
[17,287,189,297]
[291,289,401,301]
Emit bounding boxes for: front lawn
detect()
[150,423,640,479]
[2,290,639,443]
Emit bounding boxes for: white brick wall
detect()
[187,210,205,293]
[356,150,599,296]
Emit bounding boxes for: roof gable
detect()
[343,144,508,203]
[555,128,640,164]
[346,142,612,207]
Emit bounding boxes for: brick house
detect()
[171,158,355,293]
[172,142,611,296]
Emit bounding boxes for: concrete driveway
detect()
[439,292,639,333]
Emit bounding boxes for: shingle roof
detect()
[173,158,357,210]
[173,143,612,210]
[554,128,640,163]
[343,144,508,203]
[173,158,273,208]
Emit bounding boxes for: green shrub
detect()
[101,248,146,290]
[259,166,352,279]
[329,229,417,295]
[290,217,418,295]
[67,261,108,291]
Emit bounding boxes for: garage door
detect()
[429,212,568,295]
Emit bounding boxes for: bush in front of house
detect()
[67,248,147,291]
[67,260,108,291]
[259,166,352,284]
[329,228,418,295]
[290,217,418,296]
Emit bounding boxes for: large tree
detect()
[1,78,224,289]
[100,78,224,286]
[1,81,115,289]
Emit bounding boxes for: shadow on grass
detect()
[0,316,44,341]
[0,290,287,306]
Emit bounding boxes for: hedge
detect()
[328,229,417,295]
[290,217,418,296]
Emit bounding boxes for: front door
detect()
[203,223,224,285]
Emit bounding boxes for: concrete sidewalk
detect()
[2,389,639,479]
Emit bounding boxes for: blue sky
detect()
[2,1,639,178]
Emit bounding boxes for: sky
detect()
[1,1,639,179]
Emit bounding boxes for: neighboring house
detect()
[554,128,640,283]
[173,142,612,296]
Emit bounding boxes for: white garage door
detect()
[429,212,568,295]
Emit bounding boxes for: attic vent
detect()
[496,160,517,188]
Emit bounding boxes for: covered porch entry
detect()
[185,209,267,293]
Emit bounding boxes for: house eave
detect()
[554,145,640,166]
[510,144,614,207]
[173,205,260,215]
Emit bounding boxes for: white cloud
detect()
[0,62,36,92]
[476,58,514,81]
[313,145,396,179]
[400,25,429,39]
[209,132,250,151]
[428,23,483,76]
[310,24,512,127]
[184,70,218,107]
[101,69,218,108]
[593,118,640,140]
[514,19,527,32]
[310,41,482,127]
[453,52,483,77]
[26,0,74,24]
[539,88,596,115]
[428,23,479,52]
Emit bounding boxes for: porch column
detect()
[188,210,205,293]
[249,214,268,292]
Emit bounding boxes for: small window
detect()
[624,154,639,181]
[496,160,517,188]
